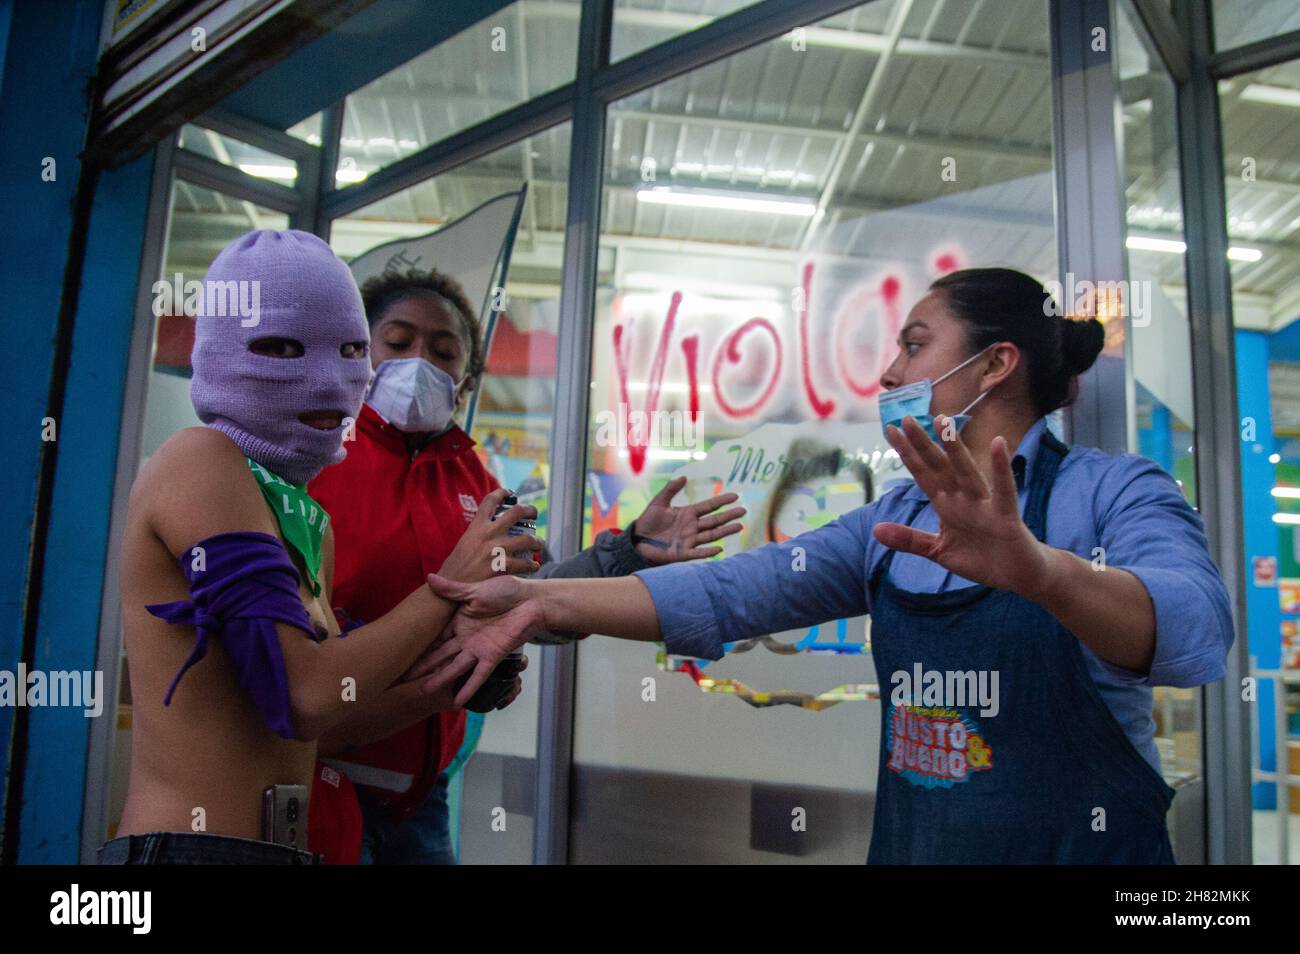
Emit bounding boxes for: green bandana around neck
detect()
[246,457,328,597]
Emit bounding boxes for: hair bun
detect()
[1060,317,1104,376]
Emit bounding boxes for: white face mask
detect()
[364,357,465,433]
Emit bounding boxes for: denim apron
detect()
[866,430,1176,864]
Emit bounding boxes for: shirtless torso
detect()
[117,426,339,840]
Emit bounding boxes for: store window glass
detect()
[332,123,570,863]
[286,111,324,146]
[1115,4,1204,863]
[1220,59,1300,865]
[611,0,762,62]
[177,124,300,185]
[574,0,1056,862]
[336,1,579,187]
[102,182,290,841]
[1214,0,1300,54]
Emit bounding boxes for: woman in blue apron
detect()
[417,267,1235,864]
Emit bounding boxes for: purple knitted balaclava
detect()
[190,230,372,484]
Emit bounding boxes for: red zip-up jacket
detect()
[309,403,497,827]
[305,403,648,861]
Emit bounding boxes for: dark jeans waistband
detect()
[98,832,321,865]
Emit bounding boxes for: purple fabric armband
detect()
[146,531,315,740]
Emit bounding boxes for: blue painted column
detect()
[18,153,155,862]
[1236,330,1282,809]
[1138,402,1174,475]
[0,0,103,850]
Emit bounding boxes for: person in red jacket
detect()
[307,268,745,864]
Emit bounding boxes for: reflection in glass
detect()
[336,1,579,187]
[1214,0,1300,53]
[177,125,300,185]
[611,0,761,62]
[1220,57,1300,865]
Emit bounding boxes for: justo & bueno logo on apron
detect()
[885,705,993,789]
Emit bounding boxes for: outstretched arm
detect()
[144,428,469,740]
[417,502,874,706]
[876,415,1231,679]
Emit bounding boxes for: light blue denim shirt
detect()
[635,417,1235,774]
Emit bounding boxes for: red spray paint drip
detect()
[612,290,682,474]
[798,261,836,419]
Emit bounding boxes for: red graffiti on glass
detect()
[712,317,783,418]
[798,261,837,419]
[613,290,682,474]
[834,274,901,400]
[610,253,960,473]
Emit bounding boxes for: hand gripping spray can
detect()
[457,493,533,712]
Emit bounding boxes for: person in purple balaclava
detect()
[103,230,475,865]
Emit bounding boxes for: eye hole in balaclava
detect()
[250,337,305,359]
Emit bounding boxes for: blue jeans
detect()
[357,773,455,865]
[98,832,321,865]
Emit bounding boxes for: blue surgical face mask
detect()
[877,343,996,443]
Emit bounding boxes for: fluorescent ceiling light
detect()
[335,168,369,184]
[1125,235,1263,263]
[1240,83,1300,108]
[1273,513,1300,525]
[238,163,297,181]
[636,186,816,217]
[1126,236,1186,254]
[1272,486,1300,498]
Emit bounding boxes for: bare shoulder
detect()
[132,427,276,558]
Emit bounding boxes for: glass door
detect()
[571,0,1058,862]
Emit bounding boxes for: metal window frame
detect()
[1049,0,1132,455]
[1131,0,1190,83]
[77,134,178,863]
[530,0,610,870]
[171,148,301,213]
[1173,0,1254,867]
[1209,25,1300,78]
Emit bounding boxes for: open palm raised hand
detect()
[630,475,746,565]
[872,415,1052,598]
